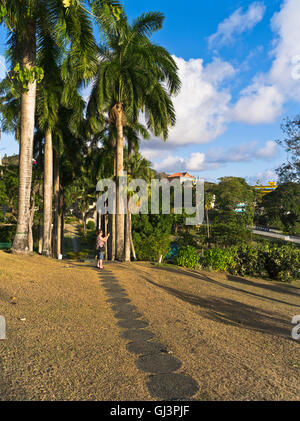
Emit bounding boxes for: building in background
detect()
[168,172,196,184]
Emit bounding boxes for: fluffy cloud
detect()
[232,84,284,124]
[152,155,186,173]
[206,140,278,164]
[269,0,300,101]
[232,0,300,124]
[187,152,206,171]
[151,141,278,173]
[255,140,278,158]
[246,169,278,185]
[164,56,235,146]
[208,2,266,48]
[152,152,206,173]
[142,1,296,169]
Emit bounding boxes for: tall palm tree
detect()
[88,10,181,260]
[36,30,61,256]
[0,0,115,254]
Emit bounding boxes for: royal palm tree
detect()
[0,0,119,254]
[88,10,181,260]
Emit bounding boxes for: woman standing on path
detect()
[96,230,110,269]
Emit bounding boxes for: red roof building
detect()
[167,172,196,184]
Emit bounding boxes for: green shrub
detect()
[200,242,300,282]
[177,230,198,248]
[87,221,96,230]
[175,246,199,269]
[202,248,236,272]
[78,251,89,259]
[0,225,16,243]
[229,243,265,277]
[263,244,300,282]
[210,222,251,246]
[133,232,171,262]
[66,251,77,260]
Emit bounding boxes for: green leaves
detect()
[200,242,300,282]
[202,248,236,272]
[0,4,7,22]
[176,246,200,269]
[110,4,122,21]
[11,63,44,90]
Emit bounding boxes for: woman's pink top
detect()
[96,236,105,249]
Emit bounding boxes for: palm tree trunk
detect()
[110,149,116,261]
[206,208,210,239]
[125,138,132,262]
[125,202,131,261]
[28,207,34,253]
[53,150,60,258]
[28,184,39,253]
[60,191,65,257]
[115,105,125,261]
[42,129,53,256]
[57,206,62,257]
[12,21,37,254]
[129,211,136,260]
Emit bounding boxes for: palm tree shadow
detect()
[143,277,294,341]
[147,266,300,308]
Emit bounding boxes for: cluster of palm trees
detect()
[0,0,180,261]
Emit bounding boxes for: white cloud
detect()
[165,56,235,146]
[151,140,277,173]
[142,1,298,167]
[153,155,186,173]
[206,142,256,163]
[141,148,163,162]
[152,152,206,173]
[206,140,278,164]
[186,152,206,171]
[231,0,300,124]
[255,140,278,158]
[231,84,284,124]
[208,2,266,48]
[246,169,278,185]
[269,0,300,101]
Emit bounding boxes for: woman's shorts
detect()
[96,248,105,260]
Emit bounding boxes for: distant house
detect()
[168,172,196,184]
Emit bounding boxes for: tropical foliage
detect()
[0,1,180,261]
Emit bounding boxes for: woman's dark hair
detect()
[96,230,103,236]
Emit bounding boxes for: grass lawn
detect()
[0,251,299,401]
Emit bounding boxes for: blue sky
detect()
[1,0,300,184]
